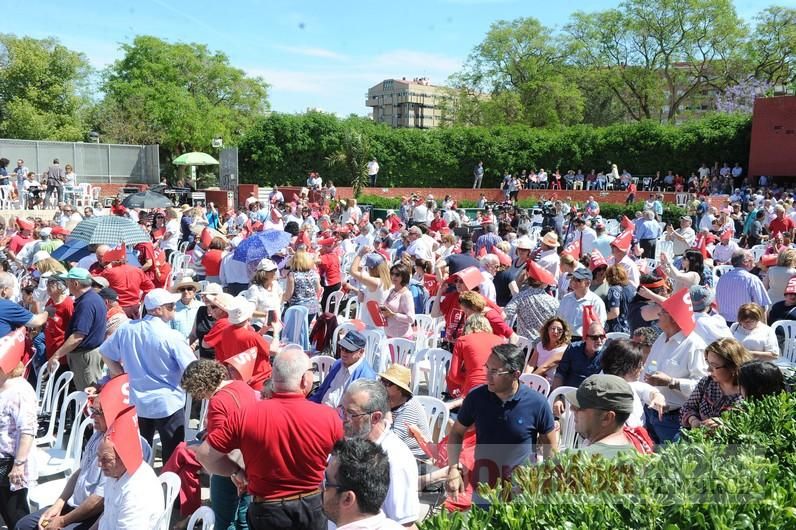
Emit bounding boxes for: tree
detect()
[0,35,92,140]
[742,6,796,89]
[449,18,584,127]
[326,128,371,197]
[97,35,269,164]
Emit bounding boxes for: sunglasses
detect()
[178,287,195,292]
[587,334,607,341]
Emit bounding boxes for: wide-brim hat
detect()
[170,276,201,293]
[541,232,560,247]
[379,364,412,395]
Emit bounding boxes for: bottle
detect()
[646,360,658,376]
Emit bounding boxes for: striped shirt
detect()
[389,397,430,460]
[504,287,560,341]
[715,268,771,322]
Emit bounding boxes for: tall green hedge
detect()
[238,112,751,189]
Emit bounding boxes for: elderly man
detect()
[478,254,499,303]
[636,211,662,258]
[715,250,771,325]
[311,330,377,407]
[100,288,195,463]
[689,285,732,345]
[641,289,707,443]
[447,344,557,507]
[711,230,740,265]
[558,268,607,339]
[665,217,696,257]
[566,374,637,458]
[768,205,796,239]
[197,347,343,530]
[48,268,105,390]
[475,223,501,255]
[552,321,608,416]
[340,380,419,528]
[97,246,155,319]
[504,261,559,342]
[0,271,47,334]
[322,439,404,530]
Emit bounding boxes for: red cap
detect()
[447,266,483,290]
[0,328,26,375]
[611,231,633,253]
[660,288,696,336]
[106,406,143,474]
[99,374,131,427]
[16,218,34,232]
[492,248,511,267]
[589,250,607,271]
[200,228,213,248]
[366,300,387,327]
[103,246,126,263]
[785,277,796,295]
[525,260,556,286]
[561,239,581,259]
[224,347,258,383]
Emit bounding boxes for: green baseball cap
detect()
[56,267,92,281]
[565,374,635,414]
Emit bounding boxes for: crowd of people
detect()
[0,172,792,530]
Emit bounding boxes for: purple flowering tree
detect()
[715,78,774,114]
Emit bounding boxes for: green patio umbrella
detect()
[172,152,219,166]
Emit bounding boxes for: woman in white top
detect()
[527,316,571,383]
[765,248,796,304]
[161,208,180,260]
[349,249,391,328]
[243,258,284,336]
[63,164,77,187]
[730,303,779,360]
[659,249,703,293]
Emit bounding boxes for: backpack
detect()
[309,312,339,355]
[407,280,429,314]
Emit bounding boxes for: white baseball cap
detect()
[144,288,181,311]
[226,298,255,325]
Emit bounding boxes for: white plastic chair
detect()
[35,392,89,478]
[772,320,796,363]
[282,305,309,348]
[750,245,767,263]
[605,332,631,342]
[548,386,581,450]
[713,264,734,278]
[605,219,620,236]
[411,348,452,398]
[386,337,416,367]
[363,329,388,372]
[33,364,50,413]
[341,297,360,321]
[519,373,551,396]
[413,314,436,350]
[156,472,181,530]
[187,506,216,530]
[515,335,531,368]
[184,395,209,442]
[414,396,449,444]
[37,371,75,447]
[325,290,345,315]
[330,321,361,355]
[74,184,93,208]
[655,240,674,261]
[310,355,336,384]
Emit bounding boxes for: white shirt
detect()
[693,312,733,346]
[479,271,496,303]
[558,290,607,337]
[322,358,365,408]
[411,204,428,224]
[336,512,405,530]
[537,249,560,282]
[376,429,419,525]
[712,241,739,264]
[668,227,696,256]
[162,219,180,251]
[617,255,640,288]
[220,251,249,286]
[643,331,707,409]
[99,463,164,530]
[367,161,380,176]
[731,323,779,356]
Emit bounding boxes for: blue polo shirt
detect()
[0,299,32,337]
[457,384,554,488]
[555,341,603,388]
[66,289,107,350]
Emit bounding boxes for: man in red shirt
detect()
[98,246,154,319]
[43,276,74,369]
[316,238,342,312]
[385,210,402,234]
[768,205,795,239]
[429,210,447,233]
[8,217,34,255]
[197,347,343,530]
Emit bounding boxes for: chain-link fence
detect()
[0,139,159,184]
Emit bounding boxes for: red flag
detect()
[103,245,126,263]
[696,234,710,259]
[224,347,258,383]
[582,305,598,338]
[200,228,213,248]
[99,374,131,427]
[611,231,633,253]
[106,406,143,475]
[366,300,387,327]
[589,250,607,271]
[660,288,696,336]
[621,216,635,232]
[562,239,581,259]
[0,328,26,374]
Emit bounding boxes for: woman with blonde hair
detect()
[446,312,505,398]
[349,248,390,328]
[730,303,779,360]
[283,249,322,324]
[33,257,66,277]
[765,248,796,304]
[681,337,751,430]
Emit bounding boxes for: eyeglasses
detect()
[337,406,374,420]
[587,334,607,341]
[178,287,195,292]
[322,474,346,492]
[484,365,514,377]
[381,378,395,387]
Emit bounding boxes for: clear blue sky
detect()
[5,0,776,116]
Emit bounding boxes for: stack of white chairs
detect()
[605,332,631,341]
[363,329,388,373]
[35,391,89,479]
[413,314,436,350]
[750,244,767,263]
[414,396,450,444]
[548,386,581,450]
[385,337,416,367]
[36,371,75,447]
[155,472,182,530]
[187,506,216,530]
[309,355,336,383]
[410,348,452,399]
[772,320,796,363]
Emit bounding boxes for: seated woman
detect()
[379,364,431,468]
[730,303,779,360]
[738,360,786,400]
[680,338,751,431]
[446,313,506,399]
[527,317,571,382]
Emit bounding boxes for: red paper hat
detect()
[477,246,487,258]
[589,250,607,271]
[525,260,556,286]
[447,266,483,290]
[660,288,696,336]
[16,218,33,231]
[317,237,337,247]
[251,221,264,232]
[492,248,511,267]
[224,347,258,382]
[103,246,126,263]
[152,227,165,239]
[0,328,26,374]
[270,209,283,220]
[562,239,581,259]
[100,374,131,426]
[720,230,733,242]
[366,300,387,327]
[51,226,69,236]
[620,216,635,232]
[582,305,598,338]
[106,406,143,475]
[696,234,711,259]
[611,231,633,253]
[785,277,796,295]
[200,228,213,248]
[760,254,778,268]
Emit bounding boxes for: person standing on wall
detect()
[367,158,380,187]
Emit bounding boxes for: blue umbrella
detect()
[50,239,140,268]
[233,230,292,264]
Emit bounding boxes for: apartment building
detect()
[366,77,447,129]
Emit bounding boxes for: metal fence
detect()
[0,139,159,184]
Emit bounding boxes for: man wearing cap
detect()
[99,287,129,339]
[8,218,34,255]
[99,288,196,463]
[610,231,640,288]
[340,380,419,528]
[48,268,105,390]
[558,268,607,339]
[32,226,63,256]
[504,260,559,342]
[690,285,732,345]
[98,246,155,320]
[665,217,696,257]
[566,374,637,458]
[715,250,771,326]
[534,231,561,283]
[311,330,377,407]
[447,344,557,507]
[198,347,343,530]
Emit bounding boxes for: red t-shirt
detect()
[44,297,74,363]
[440,292,512,339]
[100,264,155,308]
[769,217,795,237]
[317,252,341,286]
[447,332,506,396]
[206,380,258,434]
[202,249,223,276]
[207,393,343,499]
[203,322,272,389]
[430,218,447,232]
[387,216,402,234]
[8,234,31,254]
